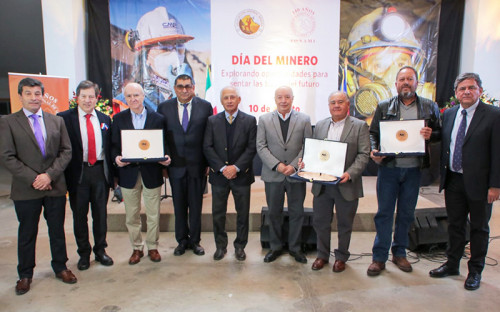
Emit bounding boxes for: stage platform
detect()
[107,176,445,232]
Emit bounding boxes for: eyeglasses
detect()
[175,84,193,90]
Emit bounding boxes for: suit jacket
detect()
[440,102,500,200]
[157,96,213,179]
[57,108,113,193]
[0,110,72,200]
[311,116,370,201]
[203,111,257,186]
[111,107,165,189]
[256,110,312,183]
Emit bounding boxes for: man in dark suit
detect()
[257,86,312,264]
[157,74,213,256]
[429,73,500,290]
[302,91,370,273]
[203,86,257,261]
[111,83,171,265]
[58,80,114,270]
[0,77,76,295]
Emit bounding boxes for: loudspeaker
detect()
[260,207,317,251]
[408,207,470,251]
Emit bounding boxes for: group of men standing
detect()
[1,66,499,296]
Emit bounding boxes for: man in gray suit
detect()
[302,91,370,273]
[257,86,312,264]
[0,77,76,295]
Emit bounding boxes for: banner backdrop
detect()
[8,73,69,114]
[109,0,441,125]
[109,0,211,112]
[211,0,340,123]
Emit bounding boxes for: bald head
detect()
[124,82,146,114]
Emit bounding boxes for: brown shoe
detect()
[392,256,412,272]
[311,258,329,271]
[129,250,144,265]
[333,260,346,273]
[15,278,32,295]
[55,269,77,284]
[367,261,386,276]
[148,249,161,262]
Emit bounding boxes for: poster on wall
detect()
[339,0,441,124]
[211,0,340,123]
[8,73,69,114]
[109,0,211,112]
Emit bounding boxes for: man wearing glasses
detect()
[158,74,213,256]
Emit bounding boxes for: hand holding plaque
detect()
[374,119,426,156]
[121,129,169,162]
[291,138,347,184]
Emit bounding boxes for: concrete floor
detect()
[1,165,500,311]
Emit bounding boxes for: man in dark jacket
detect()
[367,66,441,276]
[58,80,114,270]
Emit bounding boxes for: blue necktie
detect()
[452,109,467,171]
[30,114,46,157]
[182,104,189,132]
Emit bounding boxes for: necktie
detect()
[86,114,97,165]
[30,114,45,157]
[452,109,467,171]
[182,103,189,132]
[228,115,233,124]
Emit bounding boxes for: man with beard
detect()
[367,66,440,276]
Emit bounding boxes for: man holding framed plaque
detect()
[303,91,370,273]
[367,66,440,276]
[111,83,171,265]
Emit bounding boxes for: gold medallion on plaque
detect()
[396,130,408,142]
[138,140,150,150]
[319,150,330,161]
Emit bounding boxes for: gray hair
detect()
[454,73,482,90]
[220,86,240,99]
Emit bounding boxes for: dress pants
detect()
[169,174,204,246]
[313,185,358,262]
[444,171,492,274]
[68,163,109,258]
[265,180,306,253]
[211,183,250,249]
[121,173,161,251]
[14,196,68,278]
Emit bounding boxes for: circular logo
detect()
[291,8,316,38]
[138,140,150,150]
[235,9,264,38]
[396,130,408,141]
[319,150,330,161]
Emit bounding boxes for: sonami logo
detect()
[162,22,177,28]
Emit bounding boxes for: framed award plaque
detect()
[120,129,167,162]
[373,119,425,157]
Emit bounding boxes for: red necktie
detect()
[85,114,96,165]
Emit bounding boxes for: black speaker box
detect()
[408,207,470,251]
[260,206,317,251]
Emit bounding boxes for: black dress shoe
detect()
[289,251,307,264]
[192,243,205,256]
[95,252,114,266]
[77,257,90,271]
[464,272,481,290]
[235,248,246,261]
[174,244,187,256]
[264,250,282,263]
[429,263,460,278]
[213,248,227,261]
